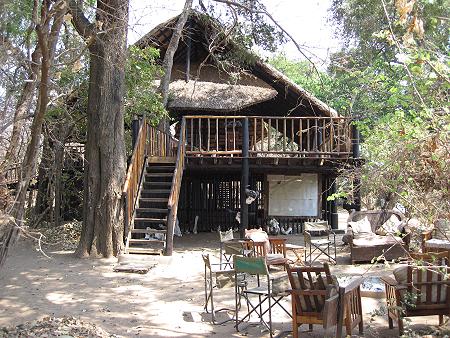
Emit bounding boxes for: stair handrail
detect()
[122,118,147,244]
[165,118,186,255]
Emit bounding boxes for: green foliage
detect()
[328,0,449,223]
[125,46,166,125]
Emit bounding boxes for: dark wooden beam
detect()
[240,117,249,238]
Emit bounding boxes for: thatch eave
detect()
[167,80,277,112]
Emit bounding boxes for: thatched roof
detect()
[168,80,277,112]
[136,11,339,118]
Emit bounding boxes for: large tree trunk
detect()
[1,48,40,168]
[0,2,65,267]
[72,0,128,258]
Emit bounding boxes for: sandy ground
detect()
[0,232,447,337]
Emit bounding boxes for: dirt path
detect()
[0,234,446,337]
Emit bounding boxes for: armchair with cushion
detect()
[381,252,450,335]
[287,263,364,338]
[422,219,450,258]
[346,210,410,264]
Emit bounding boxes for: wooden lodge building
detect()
[122,12,360,255]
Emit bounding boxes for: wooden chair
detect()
[421,219,450,259]
[242,238,289,269]
[381,252,450,335]
[233,255,291,338]
[287,263,364,338]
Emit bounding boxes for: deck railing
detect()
[183,115,352,159]
[122,120,148,239]
[2,163,20,185]
[146,123,178,158]
[165,118,186,255]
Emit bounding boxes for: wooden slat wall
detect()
[177,174,264,233]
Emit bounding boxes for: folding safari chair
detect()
[303,221,337,265]
[219,229,235,269]
[234,255,291,337]
[202,253,247,324]
[219,230,254,269]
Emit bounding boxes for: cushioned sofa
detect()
[346,210,410,264]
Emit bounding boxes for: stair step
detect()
[131,228,167,234]
[136,207,168,213]
[129,238,165,244]
[141,189,171,194]
[146,166,175,173]
[134,217,167,223]
[127,247,163,255]
[144,182,172,187]
[139,197,169,203]
[145,173,173,177]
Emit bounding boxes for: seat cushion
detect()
[376,214,403,235]
[393,265,447,304]
[434,219,450,241]
[425,238,450,249]
[353,233,403,247]
[349,216,372,234]
[245,228,271,254]
[266,253,288,266]
[290,273,339,312]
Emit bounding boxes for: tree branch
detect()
[159,0,193,107]
[212,0,324,87]
[67,0,96,41]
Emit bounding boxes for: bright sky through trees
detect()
[128,0,341,66]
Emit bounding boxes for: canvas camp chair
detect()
[242,238,289,269]
[219,228,235,269]
[219,229,254,269]
[234,255,291,338]
[381,252,450,335]
[202,253,247,324]
[303,221,337,265]
[287,263,364,338]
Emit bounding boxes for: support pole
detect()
[240,118,249,238]
[185,20,191,82]
[352,124,361,211]
[352,124,360,158]
[131,116,140,149]
[330,179,338,230]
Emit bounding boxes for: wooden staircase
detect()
[122,118,186,256]
[127,163,175,254]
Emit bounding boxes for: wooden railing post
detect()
[165,118,186,256]
[123,192,129,242]
[351,123,360,158]
[240,117,249,238]
[351,121,362,211]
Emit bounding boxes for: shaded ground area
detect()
[0,232,447,337]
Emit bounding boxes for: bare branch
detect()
[159,0,194,108]
[67,0,96,41]
[212,0,325,86]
